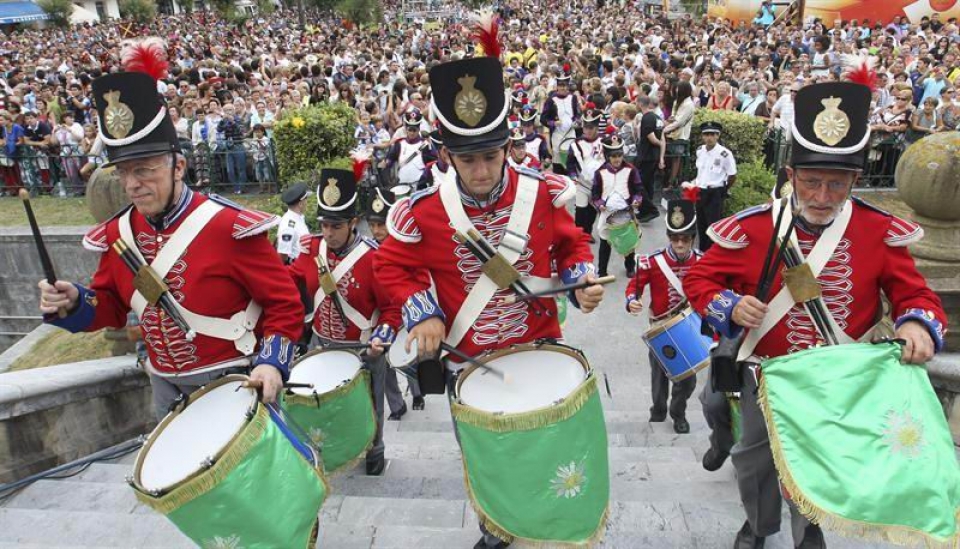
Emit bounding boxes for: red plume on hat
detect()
[584,101,596,110]
[351,149,370,183]
[680,182,700,203]
[472,10,501,60]
[563,63,571,73]
[843,55,877,92]
[120,37,169,82]
[604,125,616,135]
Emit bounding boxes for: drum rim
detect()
[288,347,363,396]
[132,374,258,496]
[453,341,591,407]
[643,303,697,339]
[667,357,710,382]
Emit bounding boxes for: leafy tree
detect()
[257,0,277,14]
[36,0,73,27]
[337,0,381,26]
[118,0,157,23]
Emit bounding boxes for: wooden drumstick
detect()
[440,343,511,383]
[242,380,315,390]
[21,189,67,318]
[498,275,616,304]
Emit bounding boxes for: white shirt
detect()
[276,209,309,260]
[772,94,795,135]
[694,144,737,189]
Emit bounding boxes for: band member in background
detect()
[288,169,402,476]
[382,110,436,197]
[38,43,302,419]
[684,80,946,549]
[507,127,542,170]
[541,67,579,173]
[374,40,604,549]
[689,121,736,251]
[276,182,310,264]
[419,130,452,189]
[519,105,551,167]
[592,133,642,278]
[566,106,605,242]
[626,199,701,434]
[364,185,425,417]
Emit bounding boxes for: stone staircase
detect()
[0,225,904,548]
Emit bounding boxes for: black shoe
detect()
[626,268,636,278]
[638,212,660,223]
[702,446,730,471]
[388,403,407,421]
[412,396,425,410]
[473,538,510,549]
[734,520,765,549]
[649,411,667,422]
[673,417,690,434]
[597,271,608,278]
[366,456,386,476]
[797,524,825,549]
[588,236,597,244]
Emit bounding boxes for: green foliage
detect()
[36,0,73,27]
[690,109,768,165]
[274,103,356,187]
[725,159,776,216]
[178,0,194,13]
[337,0,381,25]
[257,0,277,14]
[118,0,157,23]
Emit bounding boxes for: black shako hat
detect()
[92,71,179,165]
[428,56,510,154]
[316,168,358,220]
[364,186,396,221]
[790,82,871,171]
[666,199,697,235]
[282,182,309,206]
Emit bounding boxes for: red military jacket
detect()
[288,234,401,343]
[626,247,703,319]
[374,166,594,359]
[49,190,303,377]
[683,198,947,358]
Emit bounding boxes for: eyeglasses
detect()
[117,162,170,183]
[795,177,850,192]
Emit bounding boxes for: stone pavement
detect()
[0,216,902,548]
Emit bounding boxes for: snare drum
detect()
[131,375,327,549]
[642,305,712,381]
[283,349,377,474]
[451,343,609,545]
[604,210,641,255]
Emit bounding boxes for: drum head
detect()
[458,348,587,414]
[388,328,418,368]
[289,350,362,395]
[138,377,256,493]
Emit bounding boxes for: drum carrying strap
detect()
[737,199,853,361]
[654,253,685,296]
[439,171,540,349]
[313,238,379,340]
[120,201,262,355]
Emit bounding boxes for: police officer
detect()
[689,121,736,251]
[276,182,310,264]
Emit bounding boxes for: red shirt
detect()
[626,247,702,319]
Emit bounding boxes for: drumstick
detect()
[242,380,315,390]
[440,342,511,383]
[322,341,393,351]
[20,189,67,318]
[497,275,616,304]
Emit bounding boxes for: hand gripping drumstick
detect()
[20,189,67,318]
[440,342,511,383]
[498,275,616,304]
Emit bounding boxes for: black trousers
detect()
[649,350,697,419]
[696,187,726,252]
[575,205,597,238]
[636,160,660,218]
[598,238,636,276]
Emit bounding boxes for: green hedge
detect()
[273,103,356,187]
[690,109,768,165]
[725,159,776,216]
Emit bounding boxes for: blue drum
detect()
[642,305,713,381]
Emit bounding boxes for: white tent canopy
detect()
[70,3,99,23]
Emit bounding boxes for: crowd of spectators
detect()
[0,0,956,196]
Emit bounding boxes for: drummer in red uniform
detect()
[506,127,542,171]
[373,29,605,549]
[683,78,946,549]
[626,198,700,434]
[37,41,303,420]
[287,169,401,476]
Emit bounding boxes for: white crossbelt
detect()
[438,169,542,349]
[654,253,685,296]
[313,238,380,341]
[737,199,853,361]
[119,201,262,355]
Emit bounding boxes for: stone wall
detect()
[929,353,960,447]
[0,356,154,484]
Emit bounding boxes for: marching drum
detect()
[451,342,609,545]
[131,375,327,549]
[603,210,642,255]
[642,304,713,381]
[283,349,377,474]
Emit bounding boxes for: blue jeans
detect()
[225,147,247,192]
[255,159,272,183]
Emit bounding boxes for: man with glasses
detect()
[685,79,945,549]
[37,45,303,420]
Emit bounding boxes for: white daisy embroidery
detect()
[202,534,243,549]
[308,427,325,448]
[551,460,587,499]
[881,409,926,459]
